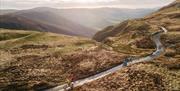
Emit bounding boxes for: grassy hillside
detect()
[75,59,180,91]
[93,0,180,56]
[82,0,180,90]
[0,29,127,91]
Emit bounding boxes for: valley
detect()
[0,0,180,91]
[0,7,155,37]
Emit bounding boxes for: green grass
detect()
[0,32,30,41]
[0,29,93,50]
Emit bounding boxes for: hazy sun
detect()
[61,0,113,3]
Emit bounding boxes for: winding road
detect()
[47,27,168,91]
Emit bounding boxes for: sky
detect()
[0,0,175,9]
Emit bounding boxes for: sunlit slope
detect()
[93,0,180,56]
[0,15,81,36]
[0,8,96,37]
[58,8,155,29]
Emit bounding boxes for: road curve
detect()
[47,27,168,91]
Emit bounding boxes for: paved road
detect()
[47,27,168,91]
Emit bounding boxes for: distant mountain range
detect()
[58,8,156,29]
[0,7,156,37]
[0,8,96,37]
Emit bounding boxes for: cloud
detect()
[1,0,175,9]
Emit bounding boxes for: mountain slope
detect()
[0,15,78,36]
[93,0,180,57]
[73,1,180,91]
[93,0,180,61]
[0,8,96,37]
[93,0,180,53]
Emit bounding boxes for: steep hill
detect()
[93,0,180,56]
[0,8,96,37]
[0,15,78,36]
